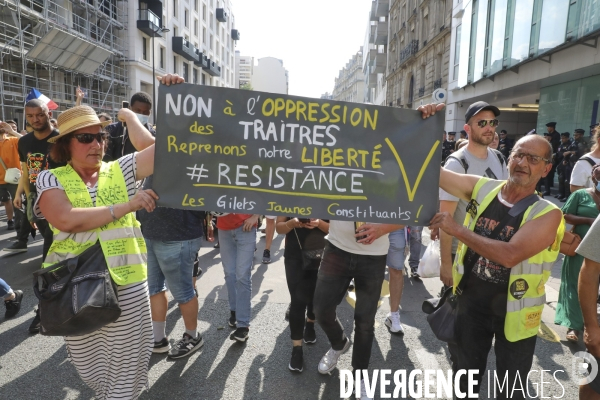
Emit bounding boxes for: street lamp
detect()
[151,25,169,123]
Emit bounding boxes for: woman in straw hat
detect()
[34,74,183,399]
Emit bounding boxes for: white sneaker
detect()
[353,378,373,400]
[385,311,404,334]
[318,338,351,374]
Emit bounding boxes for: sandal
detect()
[566,329,579,342]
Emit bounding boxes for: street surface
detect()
[0,199,588,399]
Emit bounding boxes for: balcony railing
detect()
[418,87,425,97]
[434,78,442,89]
[137,10,163,37]
[399,39,419,64]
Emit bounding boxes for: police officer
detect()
[545,122,560,190]
[572,128,589,160]
[555,132,573,201]
[498,129,513,159]
[441,131,456,164]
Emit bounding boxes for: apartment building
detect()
[363,0,389,105]
[386,0,452,109]
[235,50,252,88]
[251,57,288,95]
[0,0,128,123]
[332,49,365,103]
[131,0,239,121]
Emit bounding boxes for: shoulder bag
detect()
[0,154,21,184]
[423,193,539,345]
[32,242,121,336]
[560,227,581,257]
[294,228,324,270]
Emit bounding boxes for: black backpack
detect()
[577,156,597,167]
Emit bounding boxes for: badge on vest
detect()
[525,310,542,330]
[466,199,480,219]
[510,278,529,300]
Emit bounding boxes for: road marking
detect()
[538,322,561,342]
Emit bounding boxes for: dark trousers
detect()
[313,243,386,371]
[454,293,537,400]
[284,257,317,340]
[17,213,52,261]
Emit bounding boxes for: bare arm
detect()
[20,162,30,196]
[75,86,84,106]
[570,184,586,194]
[275,217,329,235]
[439,167,480,202]
[580,258,600,357]
[356,223,404,245]
[38,187,158,233]
[430,208,562,268]
[134,144,155,181]
[117,109,155,152]
[564,213,596,227]
[0,122,22,137]
[439,200,458,286]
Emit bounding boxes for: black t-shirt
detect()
[283,219,328,259]
[463,195,524,315]
[17,129,62,192]
[104,121,156,161]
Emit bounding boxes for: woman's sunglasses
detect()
[476,119,499,128]
[72,132,106,144]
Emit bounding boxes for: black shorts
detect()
[0,183,17,203]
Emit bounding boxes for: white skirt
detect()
[64,281,153,400]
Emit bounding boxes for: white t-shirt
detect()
[326,220,390,256]
[570,153,600,189]
[439,147,508,253]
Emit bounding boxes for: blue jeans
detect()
[313,242,387,371]
[146,237,202,304]
[408,226,422,270]
[219,226,256,328]
[0,278,13,300]
[386,228,406,270]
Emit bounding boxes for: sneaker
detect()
[152,337,171,354]
[303,320,317,344]
[6,220,14,230]
[4,290,23,318]
[5,241,27,253]
[318,337,351,374]
[353,378,373,400]
[385,311,404,334]
[230,327,249,342]
[284,303,291,321]
[168,333,204,359]
[228,310,236,328]
[348,279,355,291]
[410,268,420,279]
[214,242,220,248]
[262,249,271,264]
[289,346,303,372]
[29,308,41,334]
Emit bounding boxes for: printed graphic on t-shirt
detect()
[470,213,517,284]
[26,152,48,183]
[484,167,497,179]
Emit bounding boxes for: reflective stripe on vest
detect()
[43,161,147,285]
[452,177,564,342]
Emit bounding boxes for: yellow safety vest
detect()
[452,177,564,342]
[42,161,147,285]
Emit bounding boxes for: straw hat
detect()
[48,105,110,143]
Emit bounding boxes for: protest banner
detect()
[153,83,444,224]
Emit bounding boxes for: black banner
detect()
[153,84,444,224]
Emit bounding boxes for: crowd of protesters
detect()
[1,75,600,400]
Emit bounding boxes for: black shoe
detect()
[558,197,567,202]
[230,327,249,342]
[303,320,317,344]
[228,310,236,328]
[152,337,171,354]
[5,241,27,253]
[348,279,355,291]
[289,346,303,372]
[214,242,220,248]
[554,194,561,198]
[411,268,420,279]
[262,249,271,264]
[29,308,41,334]
[284,303,291,321]
[543,191,551,196]
[168,333,204,359]
[6,220,14,230]
[4,290,23,318]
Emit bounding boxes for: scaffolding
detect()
[0,0,129,125]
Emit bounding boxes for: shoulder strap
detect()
[491,149,506,166]
[446,154,469,173]
[0,155,7,171]
[456,193,540,295]
[578,156,597,167]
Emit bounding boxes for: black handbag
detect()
[294,228,324,270]
[423,193,540,345]
[32,242,121,336]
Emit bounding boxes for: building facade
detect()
[251,57,288,94]
[363,0,389,105]
[130,0,239,122]
[446,0,600,136]
[235,50,252,88]
[386,0,452,109]
[0,0,128,124]
[332,49,365,103]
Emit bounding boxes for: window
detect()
[159,46,165,69]
[173,56,177,73]
[202,4,206,21]
[193,67,198,84]
[183,62,189,82]
[203,27,206,44]
[142,37,148,61]
[209,34,213,50]
[537,0,569,55]
[202,73,206,85]
[510,0,534,66]
[210,12,213,29]
[173,26,178,37]
[173,0,178,17]
[473,0,489,82]
[185,9,189,27]
[485,0,507,76]
[194,18,198,36]
[194,0,198,12]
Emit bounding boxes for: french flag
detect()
[26,88,58,110]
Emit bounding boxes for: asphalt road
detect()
[0,206,589,399]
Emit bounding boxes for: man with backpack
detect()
[571,126,600,193]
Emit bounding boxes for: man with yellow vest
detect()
[430,134,564,399]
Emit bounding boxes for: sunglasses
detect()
[475,119,499,128]
[510,152,550,165]
[72,132,105,144]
